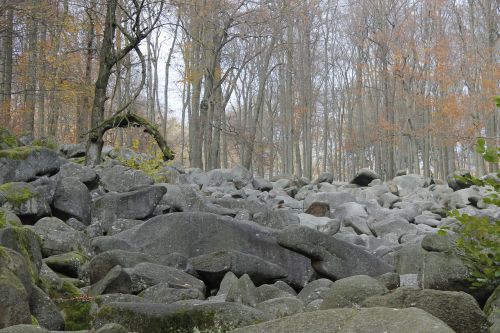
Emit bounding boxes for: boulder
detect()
[447,170,474,191]
[0,147,62,184]
[0,226,43,279]
[252,177,273,191]
[206,165,253,189]
[43,251,89,278]
[114,212,314,288]
[252,209,300,229]
[297,278,334,305]
[314,172,334,184]
[32,217,91,257]
[52,177,91,225]
[28,285,64,330]
[0,182,50,223]
[91,185,166,229]
[334,202,371,235]
[88,250,154,284]
[226,274,259,307]
[228,307,455,333]
[0,267,31,328]
[56,162,98,188]
[256,297,304,319]
[59,143,86,158]
[304,202,330,217]
[256,284,296,303]
[191,250,287,289]
[368,215,418,242]
[97,165,154,193]
[320,275,388,309]
[362,287,489,333]
[277,225,394,280]
[303,192,356,212]
[350,168,381,187]
[484,285,500,333]
[297,213,334,230]
[0,325,49,333]
[391,174,427,197]
[140,283,205,304]
[93,301,268,333]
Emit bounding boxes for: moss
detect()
[0,127,19,148]
[0,209,21,228]
[0,267,26,293]
[3,225,41,284]
[0,183,37,207]
[59,300,92,330]
[0,146,42,160]
[31,315,39,326]
[32,137,57,150]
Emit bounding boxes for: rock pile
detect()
[0,139,497,333]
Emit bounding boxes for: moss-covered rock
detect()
[0,208,21,228]
[0,324,50,333]
[0,246,33,295]
[0,182,51,223]
[0,267,31,328]
[49,280,93,331]
[93,301,268,333]
[0,127,19,149]
[44,251,89,278]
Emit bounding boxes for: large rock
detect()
[0,226,43,279]
[0,147,62,184]
[91,185,167,228]
[90,262,206,295]
[0,267,31,328]
[303,192,356,211]
[114,212,314,288]
[0,182,50,223]
[277,225,393,280]
[97,165,154,193]
[484,285,500,333]
[93,301,268,333]
[363,287,489,333]
[88,250,154,284]
[297,278,333,305]
[206,165,253,189]
[226,274,259,307]
[0,325,49,333]
[350,168,381,186]
[252,209,299,229]
[256,297,304,319]
[368,215,418,242]
[32,217,91,257]
[191,250,287,289]
[447,170,473,191]
[228,307,455,333]
[391,174,428,197]
[28,285,64,331]
[140,283,205,304]
[52,177,91,224]
[56,162,98,188]
[43,251,89,278]
[160,184,236,216]
[334,202,371,235]
[320,275,388,309]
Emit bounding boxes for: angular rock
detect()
[256,284,295,303]
[252,177,273,192]
[191,250,287,289]
[0,267,31,328]
[368,215,417,241]
[297,213,334,230]
[392,174,427,197]
[277,225,394,280]
[0,182,50,223]
[0,226,43,279]
[350,168,381,187]
[28,285,64,331]
[114,212,314,288]
[304,202,330,217]
[97,165,154,193]
[376,272,400,290]
[228,307,455,333]
[52,177,91,225]
[484,285,500,333]
[56,162,98,188]
[334,202,371,235]
[0,147,62,184]
[206,165,253,189]
[314,172,334,184]
[320,275,388,309]
[226,274,258,307]
[362,287,489,333]
[93,301,268,333]
[447,170,473,191]
[60,143,86,158]
[91,185,167,228]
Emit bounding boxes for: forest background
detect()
[0,0,498,181]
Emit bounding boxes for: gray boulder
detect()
[0,325,49,333]
[256,297,304,319]
[97,165,154,193]
[0,226,43,279]
[88,250,155,284]
[484,285,500,333]
[252,209,299,229]
[320,275,388,309]
[256,284,296,303]
[350,168,381,186]
[368,215,418,242]
[334,202,371,235]
[297,278,334,305]
[228,307,455,333]
[0,267,31,328]
[303,192,356,211]
[32,217,91,257]
[43,251,88,278]
[140,283,205,304]
[447,170,473,191]
[226,274,259,307]
[391,174,427,197]
[191,250,287,289]
[59,143,86,158]
[206,165,253,189]
[0,182,51,223]
[314,172,334,184]
[91,185,167,229]
[56,162,98,188]
[0,147,62,184]
[28,285,64,330]
[52,177,91,224]
[93,301,268,333]
[277,225,394,280]
[363,287,489,333]
[252,177,273,191]
[114,212,314,288]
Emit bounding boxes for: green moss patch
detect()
[0,182,38,207]
[0,127,19,149]
[0,146,42,160]
[51,281,93,331]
